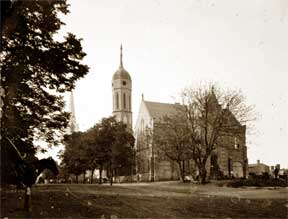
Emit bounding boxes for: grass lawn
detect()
[1,181,287,218]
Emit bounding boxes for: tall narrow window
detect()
[116,92,119,109]
[228,158,232,177]
[129,95,131,110]
[123,93,126,109]
[234,137,240,149]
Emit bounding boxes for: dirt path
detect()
[64,181,288,199]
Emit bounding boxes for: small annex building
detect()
[248,160,270,176]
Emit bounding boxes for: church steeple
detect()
[112,45,132,131]
[69,91,78,133]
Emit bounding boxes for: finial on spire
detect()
[120,44,123,67]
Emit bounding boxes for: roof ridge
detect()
[144,100,179,106]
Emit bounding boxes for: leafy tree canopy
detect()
[61,132,88,178]
[60,116,135,184]
[0,0,89,157]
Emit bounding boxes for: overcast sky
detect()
[40,0,288,168]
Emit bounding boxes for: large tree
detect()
[181,85,253,183]
[0,1,88,150]
[1,0,88,183]
[61,132,89,183]
[83,125,110,184]
[95,117,135,185]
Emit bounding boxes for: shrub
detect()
[227,178,287,188]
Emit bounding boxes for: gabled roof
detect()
[144,101,184,121]
[142,95,243,127]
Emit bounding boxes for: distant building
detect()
[134,95,248,182]
[271,164,287,178]
[279,168,288,177]
[248,160,270,175]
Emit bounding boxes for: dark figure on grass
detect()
[5,138,59,211]
[21,156,59,211]
[274,167,279,179]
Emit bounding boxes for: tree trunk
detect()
[90,168,95,184]
[99,163,103,184]
[182,161,186,182]
[177,161,185,182]
[110,164,113,186]
[16,187,19,210]
[199,164,207,184]
[110,175,113,186]
[83,171,86,184]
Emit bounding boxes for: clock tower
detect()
[112,45,132,130]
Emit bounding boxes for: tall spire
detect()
[120,44,123,67]
[69,91,78,133]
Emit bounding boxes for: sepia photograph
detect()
[1,0,287,218]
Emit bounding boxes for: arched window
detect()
[123,93,126,109]
[116,92,119,109]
